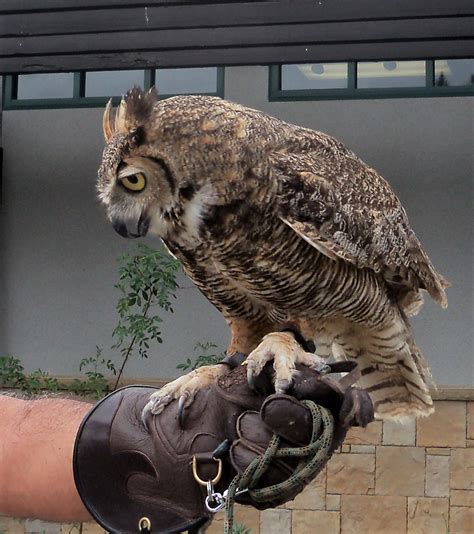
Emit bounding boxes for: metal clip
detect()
[205,491,225,513]
[223,487,248,500]
[205,487,248,513]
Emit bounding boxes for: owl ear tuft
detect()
[102,87,159,142]
[114,96,128,134]
[124,86,159,126]
[102,99,114,141]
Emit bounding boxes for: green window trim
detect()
[269,61,474,101]
[2,68,225,110]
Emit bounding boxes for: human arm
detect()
[0,395,92,522]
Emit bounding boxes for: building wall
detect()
[0,66,473,386]
[1,399,473,533]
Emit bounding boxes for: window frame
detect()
[2,68,225,110]
[269,60,474,101]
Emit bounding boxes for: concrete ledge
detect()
[2,376,473,400]
[430,387,474,401]
[56,375,170,389]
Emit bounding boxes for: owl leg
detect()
[246,331,331,393]
[227,316,276,355]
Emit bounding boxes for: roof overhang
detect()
[0,0,473,74]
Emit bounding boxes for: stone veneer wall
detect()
[1,400,472,534]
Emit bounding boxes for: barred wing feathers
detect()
[271,138,448,309]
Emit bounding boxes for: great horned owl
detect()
[98,87,448,420]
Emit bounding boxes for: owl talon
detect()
[247,372,268,394]
[141,364,228,428]
[177,393,188,428]
[141,392,172,430]
[141,405,151,432]
[246,331,328,395]
[247,373,257,392]
[313,362,332,375]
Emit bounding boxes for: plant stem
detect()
[113,295,153,390]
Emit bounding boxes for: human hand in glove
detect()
[74,362,373,533]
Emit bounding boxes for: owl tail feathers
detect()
[355,337,435,421]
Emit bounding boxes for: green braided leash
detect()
[223,401,334,533]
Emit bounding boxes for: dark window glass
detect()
[434,59,474,87]
[85,70,145,97]
[155,67,218,94]
[357,61,425,88]
[17,73,74,99]
[281,63,348,90]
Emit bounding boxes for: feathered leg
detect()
[321,316,434,419]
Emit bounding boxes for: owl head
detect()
[98,87,264,241]
[97,86,185,239]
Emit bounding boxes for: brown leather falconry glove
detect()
[74,362,373,534]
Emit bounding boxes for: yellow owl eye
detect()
[120,173,146,192]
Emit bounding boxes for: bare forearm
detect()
[0,395,92,522]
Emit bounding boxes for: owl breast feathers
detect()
[98,87,448,419]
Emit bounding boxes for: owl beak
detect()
[111,213,149,239]
[112,220,139,239]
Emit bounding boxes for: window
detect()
[281,63,348,90]
[434,59,474,87]
[3,67,225,109]
[357,61,426,89]
[155,67,219,94]
[17,73,75,99]
[85,70,146,98]
[269,59,474,101]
